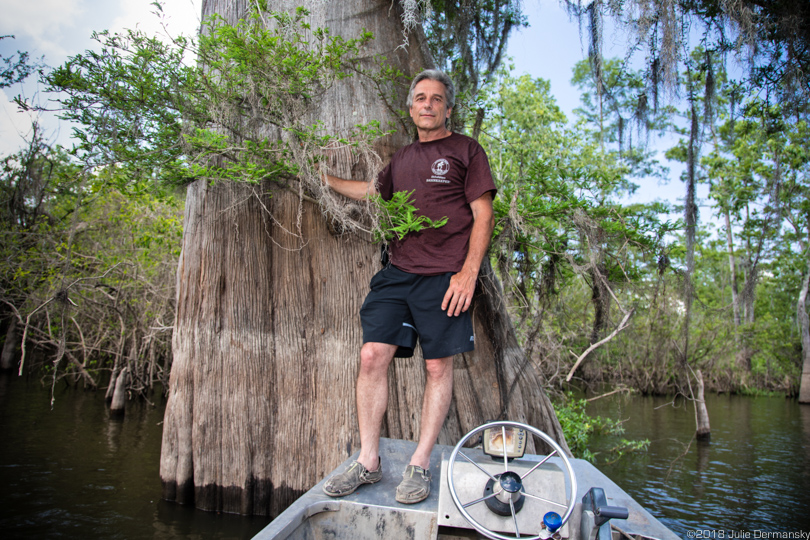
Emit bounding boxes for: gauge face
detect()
[483,426,527,458]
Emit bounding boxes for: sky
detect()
[0,0,202,155]
[510,0,589,117]
[0,0,695,208]
[509,1,697,210]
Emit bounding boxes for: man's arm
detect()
[323,172,378,201]
[442,191,495,317]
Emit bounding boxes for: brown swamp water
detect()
[0,373,271,539]
[2,372,810,538]
[586,392,810,535]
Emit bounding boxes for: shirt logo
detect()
[428,158,451,184]
[431,158,450,176]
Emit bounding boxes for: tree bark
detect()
[682,93,699,370]
[589,265,610,346]
[110,367,129,416]
[160,0,567,517]
[694,369,711,440]
[1,317,19,371]
[724,209,752,372]
[724,210,740,328]
[738,252,756,372]
[683,82,712,442]
[798,262,810,403]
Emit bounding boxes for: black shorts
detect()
[360,265,475,359]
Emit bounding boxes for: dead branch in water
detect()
[586,386,633,402]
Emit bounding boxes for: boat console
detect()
[254,421,679,540]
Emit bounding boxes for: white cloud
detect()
[0,1,201,157]
[110,0,201,42]
[0,1,200,64]
[0,0,86,59]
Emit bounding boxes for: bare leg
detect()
[408,356,454,469]
[356,342,397,471]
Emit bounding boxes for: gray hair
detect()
[406,69,456,110]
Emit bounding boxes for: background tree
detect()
[704,99,789,373]
[0,35,39,89]
[423,0,525,135]
[769,116,810,401]
[0,125,180,400]
[558,0,808,402]
[478,71,675,388]
[561,0,810,111]
[569,57,671,347]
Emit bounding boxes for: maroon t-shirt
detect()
[377,132,496,275]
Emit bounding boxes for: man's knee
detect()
[424,356,453,381]
[359,342,396,375]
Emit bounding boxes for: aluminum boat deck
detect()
[254,437,679,540]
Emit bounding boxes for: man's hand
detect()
[441,268,477,317]
[441,192,494,317]
[322,168,377,200]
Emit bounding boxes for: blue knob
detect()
[544,511,562,532]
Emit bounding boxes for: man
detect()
[321,69,496,504]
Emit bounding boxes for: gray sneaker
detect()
[322,459,382,497]
[395,464,431,504]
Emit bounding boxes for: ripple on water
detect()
[589,393,810,533]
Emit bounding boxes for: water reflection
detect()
[0,374,270,539]
[588,393,810,535]
[693,439,709,500]
[3,373,809,538]
[801,403,810,449]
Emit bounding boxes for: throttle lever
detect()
[581,487,629,540]
[595,503,629,526]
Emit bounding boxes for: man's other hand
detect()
[441,268,477,317]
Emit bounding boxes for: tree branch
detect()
[566,307,634,382]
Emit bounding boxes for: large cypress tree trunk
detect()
[160,0,568,517]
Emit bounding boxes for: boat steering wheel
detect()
[447,421,577,540]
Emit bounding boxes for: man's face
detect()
[409,79,452,132]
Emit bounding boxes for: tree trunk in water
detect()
[694,369,711,440]
[105,360,119,402]
[681,95,699,370]
[683,86,712,442]
[1,317,18,371]
[160,0,568,517]
[110,367,129,416]
[798,263,810,403]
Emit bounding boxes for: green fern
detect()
[372,190,448,242]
